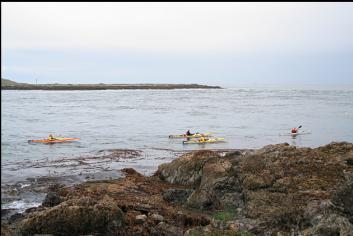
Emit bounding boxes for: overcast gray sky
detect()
[2,2,353,86]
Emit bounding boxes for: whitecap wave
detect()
[2,200,41,213]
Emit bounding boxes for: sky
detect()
[2,2,353,86]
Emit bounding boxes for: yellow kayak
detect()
[183,137,225,144]
[28,138,80,143]
[169,132,212,139]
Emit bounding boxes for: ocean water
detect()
[2,87,353,213]
[2,88,353,185]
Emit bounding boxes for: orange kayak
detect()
[28,138,80,143]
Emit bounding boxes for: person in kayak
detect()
[186,130,194,136]
[291,125,302,134]
[48,134,56,141]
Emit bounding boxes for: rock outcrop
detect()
[3,142,353,235]
[157,142,353,234]
[20,196,124,236]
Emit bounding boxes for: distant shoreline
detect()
[1,83,222,90]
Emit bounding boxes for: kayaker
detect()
[48,134,56,141]
[186,130,194,136]
[291,125,302,134]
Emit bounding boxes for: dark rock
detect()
[131,226,144,235]
[332,176,353,222]
[19,196,124,236]
[158,142,353,233]
[156,222,183,236]
[175,211,211,227]
[9,213,24,224]
[148,226,159,235]
[346,159,353,165]
[134,203,152,214]
[1,208,16,219]
[242,171,274,190]
[186,158,236,210]
[156,150,220,186]
[305,214,353,236]
[303,199,334,221]
[121,168,143,177]
[224,150,243,157]
[42,192,62,207]
[47,183,65,193]
[219,192,244,209]
[24,207,38,214]
[162,189,193,204]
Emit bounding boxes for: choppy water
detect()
[1,88,353,213]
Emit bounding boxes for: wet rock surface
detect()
[2,142,353,235]
[41,192,62,207]
[157,142,353,235]
[162,189,193,204]
[20,196,124,236]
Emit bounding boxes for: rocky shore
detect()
[2,142,353,236]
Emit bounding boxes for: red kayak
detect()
[28,138,80,143]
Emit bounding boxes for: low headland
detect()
[1,79,221,90]
[2,142,353,235]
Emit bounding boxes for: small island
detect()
[1,78,222,90]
